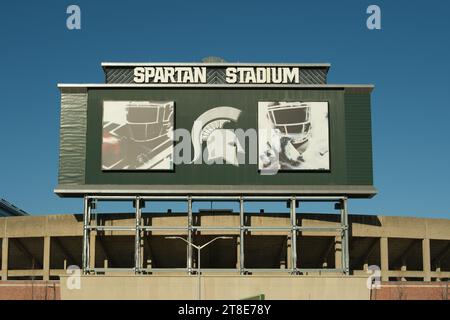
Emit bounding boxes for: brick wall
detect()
[372,282,449,300]
[0,281,60,300]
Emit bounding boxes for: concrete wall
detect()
[59,275,371,300]
[2,279,447,300]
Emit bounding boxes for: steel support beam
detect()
[290,197,297,273]
[187,196,193,274]
[82,197,87,272]
[79,195,351,275]
[335,235,342,270]
[134,197,142,273]
[342,198,350,275]
[239,196,245,274]
[89,231,96,270]
[82,197,92,274]
[87,195,346,201]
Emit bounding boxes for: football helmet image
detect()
[259,102,316,170]
[102,101,174,170]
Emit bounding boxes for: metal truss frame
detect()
[82,195,350,276]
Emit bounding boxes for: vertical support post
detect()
[287,236,292,270]
[422,238,431,282]
[342,198,350,275]
[236,238,241,270]
[89,231,96,270]
[340,199,345,273]
[197,247,201,300]
[187,196,193,274]
[239,196,245,275]
[140,239,145,271]
[380,237,389,281]
[82,196,91,274]
[1,238,9,280]
[134,197,142,273]
[280,239,287,269]
[86,198,92,272]
[290,197,297,273]
[43,236,51,281]
[335,235,342,270]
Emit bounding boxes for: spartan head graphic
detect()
[191,106,244,166]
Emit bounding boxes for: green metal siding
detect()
[58,89,88,185]
[344,91,374,185]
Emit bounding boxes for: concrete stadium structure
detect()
[1,211,449,285]
[0,199,28,217]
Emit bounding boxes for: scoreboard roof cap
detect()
[101,62,331,68]
[57,83,374,91]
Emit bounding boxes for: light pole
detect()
[165,235,233,300]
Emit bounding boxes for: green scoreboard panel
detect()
[55,62,376,198]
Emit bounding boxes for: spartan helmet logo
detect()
[191,106,244,166]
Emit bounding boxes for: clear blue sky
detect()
[0,0,449,218]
